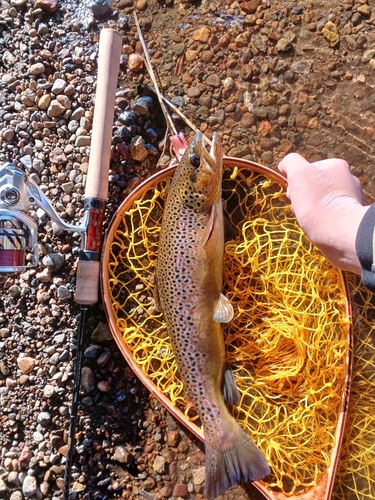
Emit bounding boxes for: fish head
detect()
[176,132,222,212]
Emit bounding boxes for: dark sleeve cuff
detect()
[355,203,375,292]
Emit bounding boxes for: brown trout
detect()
[154,132,270,499]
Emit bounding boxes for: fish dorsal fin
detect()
[213,293,234,323]
[153,275,163,313]
[222,363,240,406]
[202,204,216,247]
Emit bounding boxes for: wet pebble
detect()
[114,445,133,464]
[57,286,72,300]
[42,253,64,271]
[17,357,35,375]
[22,474,37,497]
[37,411,52,426]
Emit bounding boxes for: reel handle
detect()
[74,28,122,305]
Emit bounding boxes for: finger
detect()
[311,158,350,171]
[278,153,319,178]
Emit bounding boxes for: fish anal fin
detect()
[204,425,271,499]
[213,293,234,323]
[202,204,215,246]
[222,363,240,406]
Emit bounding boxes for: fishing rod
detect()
[62,28,122,499]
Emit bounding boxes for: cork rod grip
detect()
[74,29,122,305]
[85,28,122,200]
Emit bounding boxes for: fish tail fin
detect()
[204,425,270,499]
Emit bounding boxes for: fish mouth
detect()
[193,132,222,174]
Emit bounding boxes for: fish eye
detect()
[189,154,200,168]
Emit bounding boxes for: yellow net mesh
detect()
[332,273,375,500]
[105,164,359,498]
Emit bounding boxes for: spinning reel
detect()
[0,162,86,273]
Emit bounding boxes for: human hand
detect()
[278,153,369,274]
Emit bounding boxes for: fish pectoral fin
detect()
[153,276,163,313]
[202,204,216,246]
[212,293,234,323]
[223,363,240,406]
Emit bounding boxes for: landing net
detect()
[102,161,374,499]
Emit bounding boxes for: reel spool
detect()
[102,157,355,500]
[0,162,86,274]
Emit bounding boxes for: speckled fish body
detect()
[155,132,270,499]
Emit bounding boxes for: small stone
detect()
[75,136,91,147]
[72,481,86,492]
[54,333,66,344]
[322,21,339,48]
[173,483,188,497]
[7,471,20,486]
[239,64,253,81]
[22,475,37,497]
[10,492,23,500]
[132,96,153,116]
[192,466,205,485]
[40,481,49,496]
[61,181,74,193]
[33,431,44,443]
[20,155,33,170]
[357,5,371,16]
[36,267,52,283]
[159,485,172,498]
[29,63,46,75]
[17,357,35,375]
[42,253,64,270]
[201,50,214,63]
[206,74,221,87]
[43,384,55,397]
[71,107,85,120]
[8,284,22,297]
[37,411,51,426]
[128,53,144,72]
[49,147,67,164]
[81,366,96,393]
[57,286,71,300]
[97,380,113,392]
[130,135,148,161]
[191,25,211,43]
[18,447,32,467]
[185,49,199,62]
[0,478,7,493]
[153,455,166,474]
[2,128,15,142]
[47,99,66,118]
[135,0,147,10]
[52,78,67,94]
[173,43,185,56]
[91,0,111,17]
[167,430,180,447]
[35,0,58,11]
[362,49,375,64]
[276,37,292,52]
[142,477,156,491]
[240,0,260,14]
[114,445,133,464]
[91,322,113,342]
